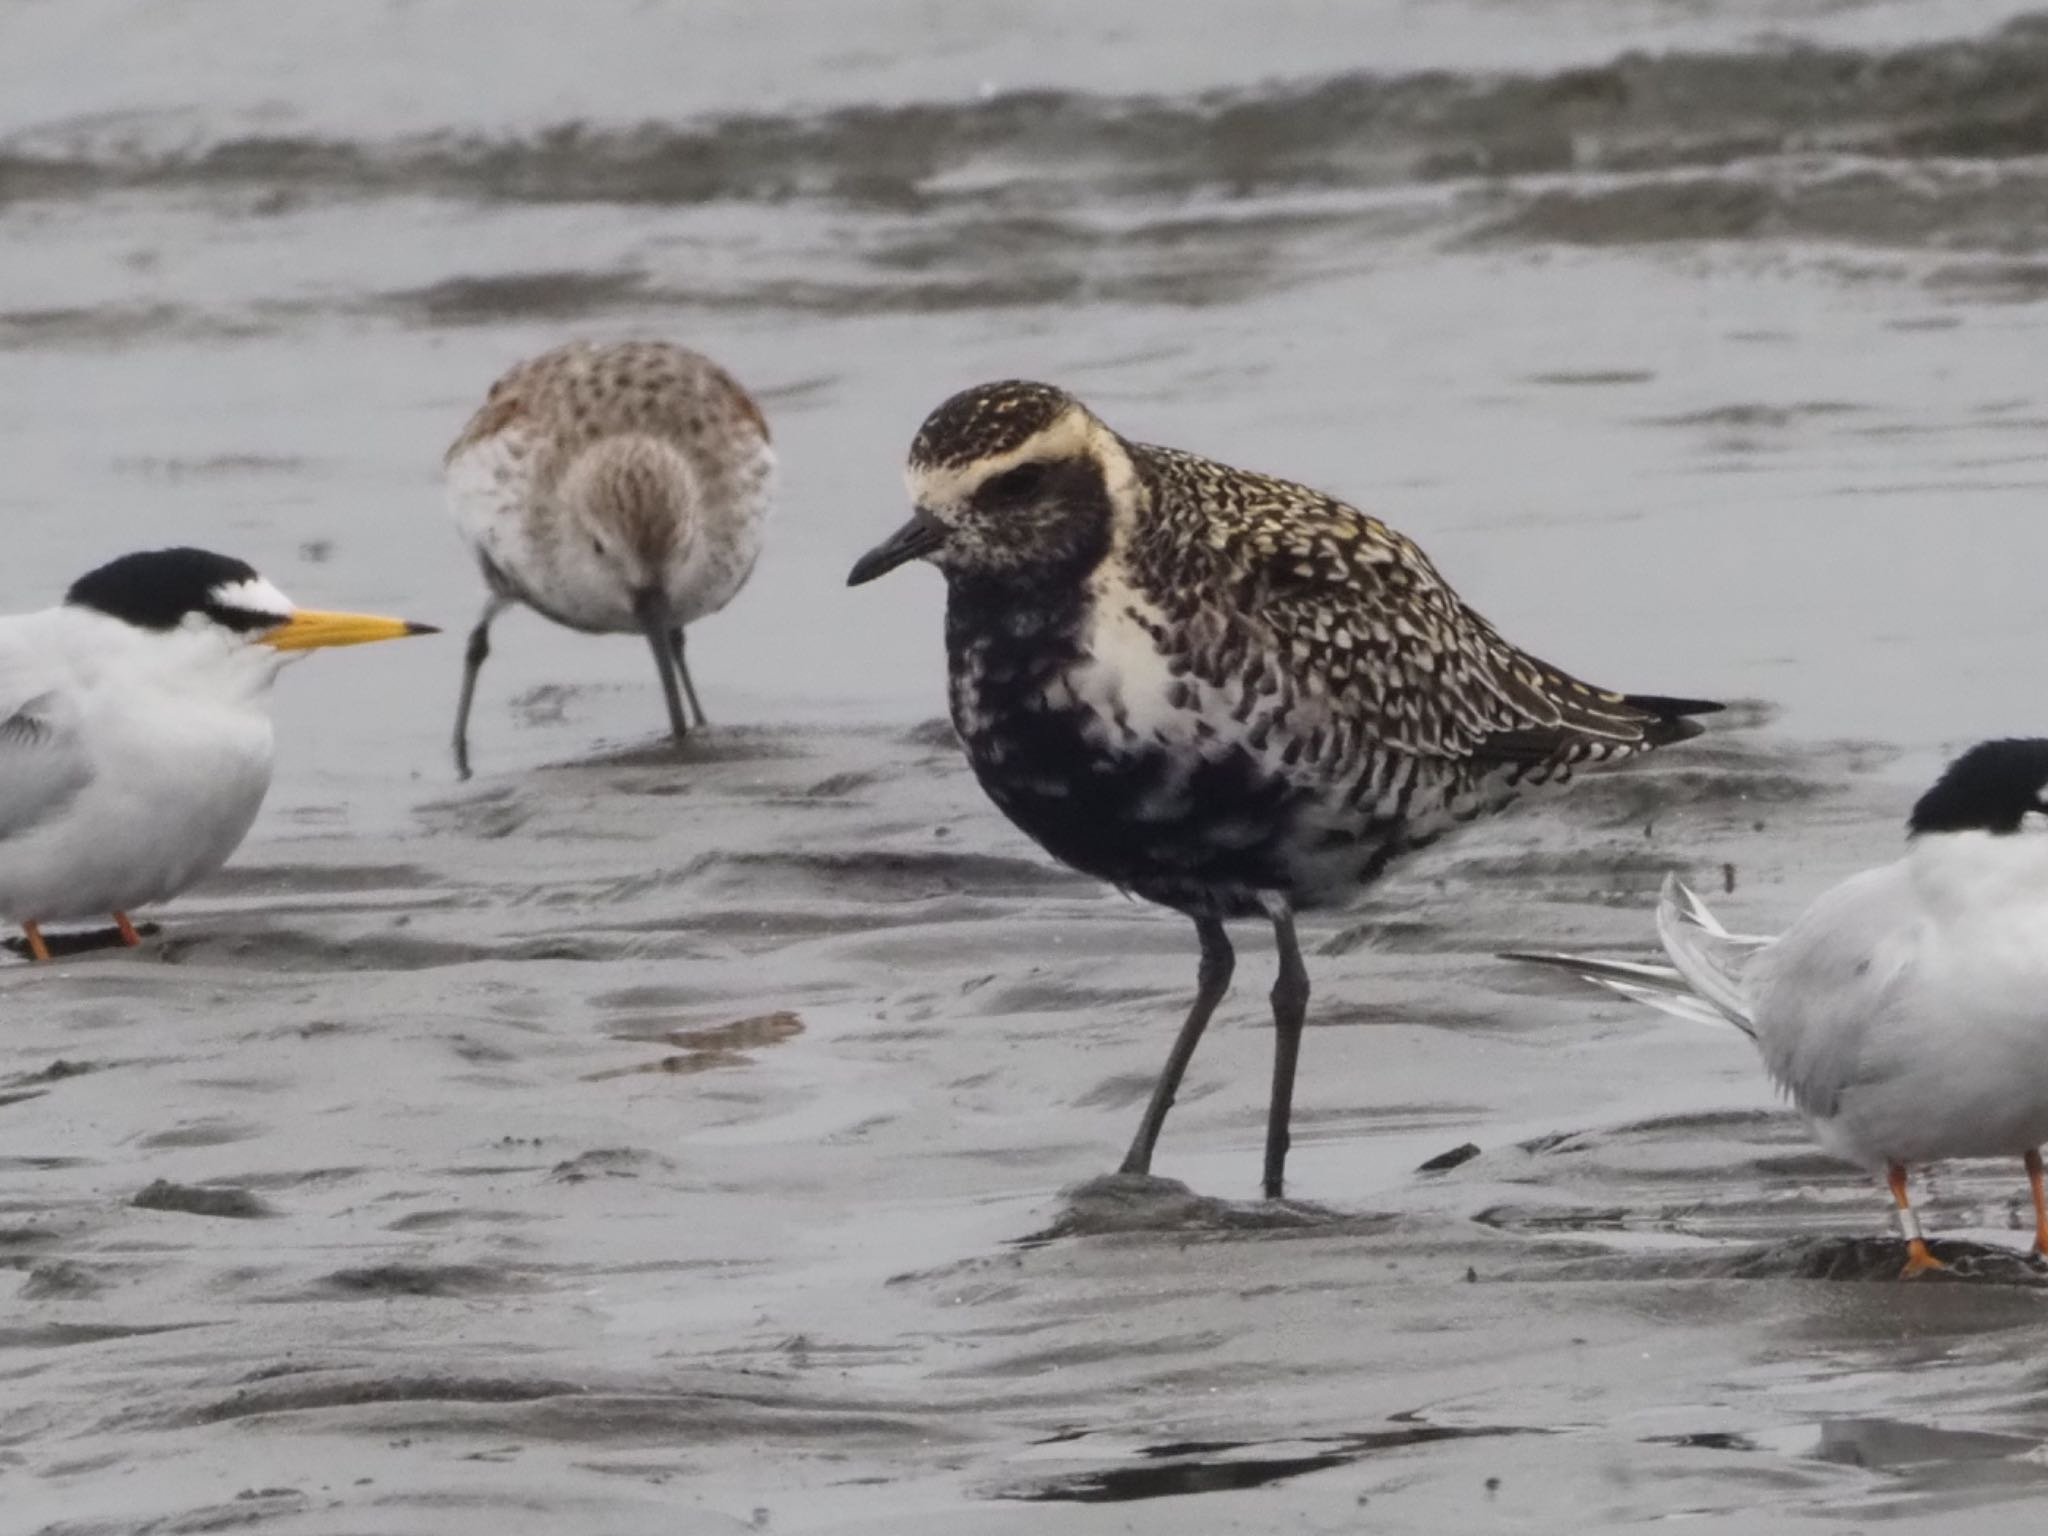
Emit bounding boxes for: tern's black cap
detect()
[65,547,279,633]
[1908,738,2048,836]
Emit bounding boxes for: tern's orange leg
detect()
[21,923,50,963]
[112,912,141,947]
[2025,1150,2048,1260]
[1888,1162,1945,1277]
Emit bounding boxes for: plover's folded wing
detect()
[1158,447,1722,770]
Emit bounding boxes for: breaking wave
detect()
[4,15,2047,221]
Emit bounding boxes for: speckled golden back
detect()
[1123,441,1693,769]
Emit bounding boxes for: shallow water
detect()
[7,3,2048,1531]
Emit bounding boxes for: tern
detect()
[1510,738,2048,1275]
[0,547,435,962]
[443,340,775,778]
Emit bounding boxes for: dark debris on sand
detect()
[2,923,160,959]
[1004,1420,1537,1503]
[132,1180,275,1220]
[319,1264,525,1298]
[1554,1235,2048,1286]
[1714,1235,2048,1285]
[1417,1141,1482,1173]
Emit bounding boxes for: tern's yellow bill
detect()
[263,610,439,650]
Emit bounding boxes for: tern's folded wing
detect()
[1748,862,1918,1121]
[0,660,93,843]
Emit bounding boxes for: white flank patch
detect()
[1066,565,1198,747]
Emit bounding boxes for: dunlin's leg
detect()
[453,593,511,780]
[2026,1150,2048,1260]
[113,912,141,947]
[1887,1162,1945,1277]
[1263,910,1310,1199]
[668,628,709,729]
[633,589,690,744]
[1119,917,1234,1177]
[22,923,50,963]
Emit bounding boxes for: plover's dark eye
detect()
[986,462,1049,502]
[591,536,605,557]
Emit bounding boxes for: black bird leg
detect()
[1120,916,1234,1177]
[452,593,510,780]
[633,589,691,744]
[1263,908,1310,1198]
[668,627,709,729]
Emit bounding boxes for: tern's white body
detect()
[1517,738,2048,1270]
[1739,837,2048,1168]
[0,606,280,924]
[1537,841,2048,1172]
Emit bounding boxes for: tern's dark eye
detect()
[986,461,1050,503]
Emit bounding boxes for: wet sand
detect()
[10,2,2048,1529]
[8,723,2048,1531]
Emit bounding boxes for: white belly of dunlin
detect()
[445,435,772,635]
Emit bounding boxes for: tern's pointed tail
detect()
[1502,874,1762,1039]
[1651,875,1762,1034]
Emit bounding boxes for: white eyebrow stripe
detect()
[905,410,1133,508]
[206,576,296,617]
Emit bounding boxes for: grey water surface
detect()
[7,2,2048,1530]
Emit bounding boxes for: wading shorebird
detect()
[849,380,1719,1197]
[443,340,775,778]
[0,547,435,962]
[1510,738,2048,1276]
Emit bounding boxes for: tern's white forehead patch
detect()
[207,576,296,620]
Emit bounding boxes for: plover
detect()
[1510,738,2048,1275]
[443,340,775,777]
[849,380,1719,1196]
[0,548,434,962]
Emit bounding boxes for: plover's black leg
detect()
[1263,909,1310,1198]
[1120,916,1234,1177]
[669,627,709,729]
